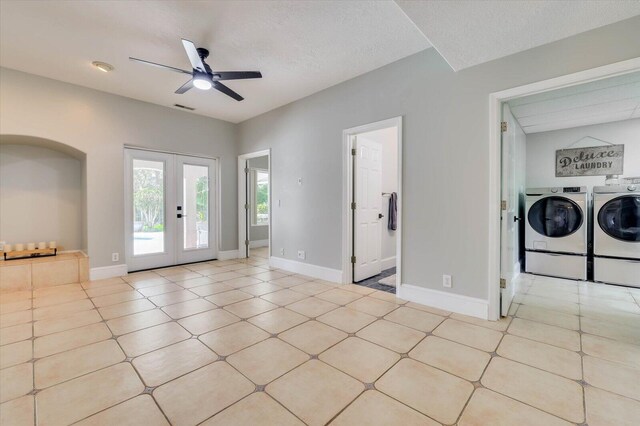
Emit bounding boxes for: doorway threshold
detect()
[353,266,397,294]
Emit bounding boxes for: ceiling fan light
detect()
[193,77,212,90]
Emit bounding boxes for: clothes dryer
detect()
[593,185,640,287]
[525,187,589,280]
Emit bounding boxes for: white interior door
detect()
[125,149,217,271]
[500,104,519,316]
[353,135,383,282]
[176,155,218,264]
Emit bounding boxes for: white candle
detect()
[49,241,57,249]
[15,243,24,251]
[27,243,36,250]
[38,242,47,249]
[3,244,12,253]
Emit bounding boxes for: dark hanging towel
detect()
[388,192,397,230]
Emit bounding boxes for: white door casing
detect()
[353,135,383,282]
[500,104,520,316]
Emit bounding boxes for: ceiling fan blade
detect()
[181,39,206,73]
[175,79,194,94]
[213,81,244,101]
[129,57,192,75]
[213,71,262,81]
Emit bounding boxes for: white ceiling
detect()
[395,0,640,71]
[0,1,430,123]
[2,1,639,123]
[509,71,640,134]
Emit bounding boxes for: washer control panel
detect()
[563,187,582,193]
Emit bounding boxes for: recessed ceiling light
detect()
[92,61,114,72]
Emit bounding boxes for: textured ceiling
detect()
[0,1,430,123]
[395,0,640,71]
[509,72,640,134]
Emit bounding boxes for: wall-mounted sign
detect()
[556,145,624,177]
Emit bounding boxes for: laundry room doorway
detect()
[489,58,640,319]
[238,149,271,261]
[342,117,403,294]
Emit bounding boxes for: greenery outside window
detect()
[251,169,269,226]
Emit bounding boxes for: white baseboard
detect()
[218,250,240,260]
[398,283,489,320]
[269,257,342,283]
[90,264,128,281]
[381,256,396,271]
[249,240,269,248]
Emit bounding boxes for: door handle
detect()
[378,213,385,219]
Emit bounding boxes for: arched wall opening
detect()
[0,135,88,254]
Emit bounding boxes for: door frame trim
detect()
[488,57,640,320]
[238,149,271,259]
[341,116,403,287]
[123,147,221,271]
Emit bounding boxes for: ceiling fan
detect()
[129,39,262,101]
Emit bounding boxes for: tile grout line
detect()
[6,267,638,425]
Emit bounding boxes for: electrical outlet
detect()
[297,250,306,260]
[442,274,452,288]
[112,252,119,262]
[279,248,285,255]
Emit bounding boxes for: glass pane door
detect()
[125,149,175,271]
[125,149,217,271]
[132,159,166,255]
[176,155,217,264]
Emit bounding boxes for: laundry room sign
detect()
[555,145,624,177]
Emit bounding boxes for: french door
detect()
[125,148,218,271]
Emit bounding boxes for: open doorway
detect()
[342,117,402,294]
[238,150,271,261]
[492,61,640,319]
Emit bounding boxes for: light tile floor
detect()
[1,264,640,425]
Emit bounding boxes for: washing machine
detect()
[593,185,640,287]
[525,187,589,280]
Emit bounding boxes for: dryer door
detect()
[526,195,587,254]
[528,196,583,237]
[596,195,640,258]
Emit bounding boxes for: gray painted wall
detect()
[0,69,238,268]
[248,155,269,242]
[0,143,83,250]
[526,118,640,190]
[238,17,640,299]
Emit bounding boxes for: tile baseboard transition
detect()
[249,240,269,249]
[397,283,489,320]
[269,256,342,283]
[91,251,237,281]
[218,250,240,260]
[381,256,396,271]
[89,264,128,281]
